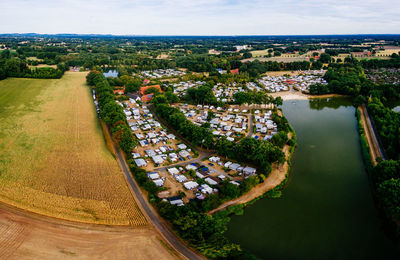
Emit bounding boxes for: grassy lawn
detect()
[0,72,147,226]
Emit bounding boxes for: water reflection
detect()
[103,69,118,78]
[309,98,352,110]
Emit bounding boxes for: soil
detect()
[0,203,181,260]
[208,133,293,214]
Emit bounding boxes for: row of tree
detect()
[86,71,136,153]
[367,99,400,160]
[364,93,400,240]
[232,91,283,105]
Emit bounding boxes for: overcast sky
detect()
[1,0,399,35]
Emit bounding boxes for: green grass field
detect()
[0,73,147,226]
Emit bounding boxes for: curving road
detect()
[109,128,204,260]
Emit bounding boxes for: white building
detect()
[184,181,199,190]
[134,159,147,167]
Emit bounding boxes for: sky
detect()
[1,0,399,35]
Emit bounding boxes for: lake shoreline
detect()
[225,99,399,260]
[269,91,348,101]
[208,132,295,215]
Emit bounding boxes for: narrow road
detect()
[361,104,386,162]
[247,115,254,137]
[109,130,204,260]
[154,152,211,172]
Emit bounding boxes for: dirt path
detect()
[0,202,181,260]
[358,105,384,165]
[208,135,292,214]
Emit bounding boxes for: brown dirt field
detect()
[208,133,293,214]
[156,54,170,59]
[358,106,381,165]
[243,57,309,63]
[0,205,180,260]
[28,64,58,69]
[0,72,147,226]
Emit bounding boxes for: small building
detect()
[175,175,187,183]
[196,172,206,179]
[139,140,148,147]
[134,159,147,167]
[205,177,219,186]
[200,184,213,194]
[168,167,180,175]
[209,156,220,163]
[132,152,141,158]
[139,85,162,95]
[230,181,240,186]
[177,143,187,150]
[152,155,164,164]
[230,68,239,74]
[243,166,257,175]
[143,79,150,85]
[186,164,197,171]
[166,134,176,139]
[169,153,178,161]
[224,162,232,168]
[145,149,156,157]
[113,87,125,95]
[179,150,190,158]
[141,94,153,103]
[167,196,184,206]
[153,179,164,187]
[229,163,241,171]
[147,172,160,180]
[184,181,199,190]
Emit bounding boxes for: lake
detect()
[387,100,400,113]
[103,69,118,78]
[226,98,399,260]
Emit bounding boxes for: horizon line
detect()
[1,33,400,37]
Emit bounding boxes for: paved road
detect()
[109,130,204,260]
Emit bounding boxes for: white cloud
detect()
[0,0,399,35]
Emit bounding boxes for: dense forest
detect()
[0,49,68,80]
[356,59,400,240]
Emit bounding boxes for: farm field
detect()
[0,72,147,226]
[250,48,272,57]
[243,56,309,63]
[0,206,179,260]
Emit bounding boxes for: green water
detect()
[226,98,399,260]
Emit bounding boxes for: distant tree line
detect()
[232,91,283,106]
[360,56,400,69]
[0,51,67,80]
